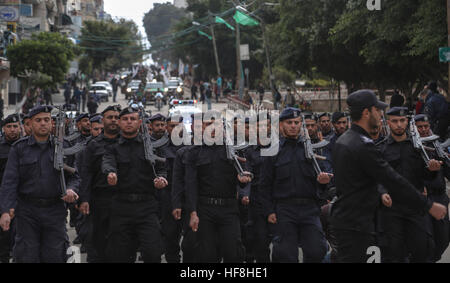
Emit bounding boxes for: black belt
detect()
[19,194,62,208]
[116,193,153,203]
[199,196,237,207]
[276,198,317,205]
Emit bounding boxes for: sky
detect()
[103,0,169,64]
[103,0,167,44]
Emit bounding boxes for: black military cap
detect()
[101,105,122,115]
[280,107,302,121]
[318,112,331,119]
[21,113,30,123]
[75,113,90,123]
[414,114,430,123]
[167,115,183,123]
[89,115,102,124]
[149,113,167,122]
[2,114,20,127]
[347,90,388,111]
[119,106,139,118]
[29,105,54,118]
[332,112,346,123]
[386,107,408,117]
[303,112,317,121]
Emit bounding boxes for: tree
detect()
[7,32,76,95]
[143,2,187,42]
[143,2,187,63]
[79,19,143,75]
[267,0,448,105]
[168,0,265,87]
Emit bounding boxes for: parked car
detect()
[89,84,109,102]
[95,81,113,96]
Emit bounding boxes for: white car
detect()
[168,100,201,134]
[89,84,109,102]
[95,81,113,96]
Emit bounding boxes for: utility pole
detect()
[235,17,243,98]
[208,12,221,78]
[193,17,221,78]
[232,0,244,98]
[260,21,275,101]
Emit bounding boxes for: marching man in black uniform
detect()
[329,90,447,263]
[260,108,332,263]
[102,106,168,263]
[0,114,22,262]
[0,106,80,263]
[79,105,121,262]
[415,114,450,262]
[377,107,442,262]
[186,112,252,262]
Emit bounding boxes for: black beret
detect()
[149,113,167,122]
[280,107,302,121]
[21,113,30,123]
[318,112,331,119]
[102,105,122,115]
[2,114,20,127]
[414,114,430,123]
[332,112,346,123]
[29,105,53,118]
[90,115,102,124]
[386,107,409,117]
[303,112,317,121]
[119,106,139,118]
[75,113,90,122]
[347,89,388,111]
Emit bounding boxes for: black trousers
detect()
[14,200,68,263]
[106,198,162,263]
[271,203,327,263]
[160,189,183,263]
[180,210,198,263]
[428,194,450,262]
[238,203,254,262]
[379,208,432,263]
[247,202,271,263]
[0,218,14,262]
[196,203,244,263]
[330,228,377,263]
[87,195,112,262]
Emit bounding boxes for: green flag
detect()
[215,16,235,31]
[233,10,259,26]
[198,30,212,40]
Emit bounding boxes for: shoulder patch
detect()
[360,135,374,145]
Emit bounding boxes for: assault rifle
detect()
[409,116,431,166]
[301,115,329,176]
[53,107,67,197]
[223,119,254,179]
[138,107,166,177]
